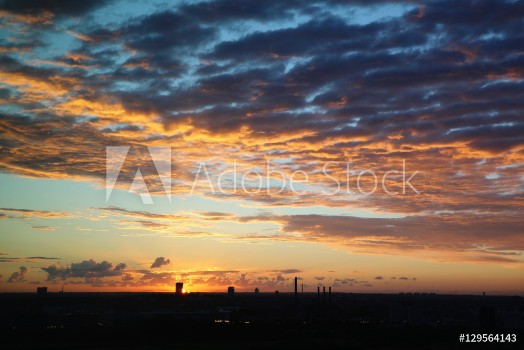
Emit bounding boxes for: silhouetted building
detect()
[175,282,183,295]
[1,290,523,348]
[228,286,235,297]
[37,287,47,295]
[255,287,259,293]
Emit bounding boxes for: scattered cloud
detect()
[42,259,126,281]
[269,268,302,274]
[150,256,171,269]
[239,213,524,264]
[0,257,19,263]
[0,256,59,263]
[0,208,72,219]
[32,225,57,231]
[8,266,28,282]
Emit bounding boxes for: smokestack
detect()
[317,286,320,302]
[301,283,304,294]
[294,277,298,302]
[323,286,326,304]
[329,286,332,304]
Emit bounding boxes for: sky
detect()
[0,0,523,294]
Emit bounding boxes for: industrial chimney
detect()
[294,277,298,302]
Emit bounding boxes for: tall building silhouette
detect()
[175,282,183,295]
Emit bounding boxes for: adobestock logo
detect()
[106,146,172,204]
[190,159,420,196]
[106,146,420,204]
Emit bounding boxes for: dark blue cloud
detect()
[0,0,522,219]
[0,0,113,16]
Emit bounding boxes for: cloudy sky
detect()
[0,0,523,294]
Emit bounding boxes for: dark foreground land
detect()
[0,291,522,349]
